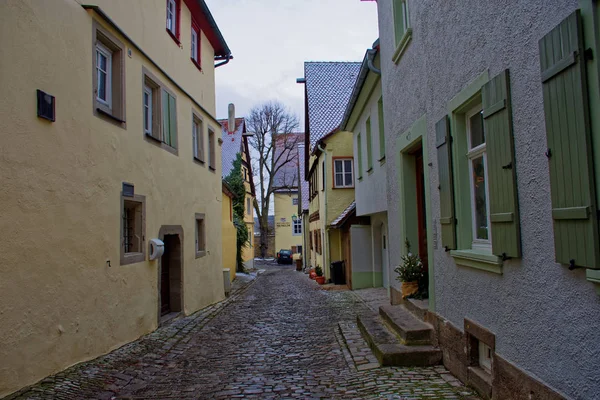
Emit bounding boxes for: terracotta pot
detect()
[401,281,419,299]
[309,270,317,280]
[315,276,326,285]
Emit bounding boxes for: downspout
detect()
[366,48,381,75]
[317,143,329,277]
[215,54,233,68]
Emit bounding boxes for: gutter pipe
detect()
[215,54,233,68]
[367,48,381,75]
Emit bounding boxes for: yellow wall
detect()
[274,192,303,252]
[241,150,255,263]
[222,192,236,281]
[0,1,224,396]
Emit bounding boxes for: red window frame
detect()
[166,0,181,44]
[191,19,202,70]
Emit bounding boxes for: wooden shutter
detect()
[436,115,456,250]
[482,70,521,258]
[162,90,169,144]
[540,10,599,269]
[168,94,177,148]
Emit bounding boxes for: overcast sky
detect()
[206,0,379,128]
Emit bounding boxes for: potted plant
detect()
[309,268,317,280]
[315,266,326,285]
[394,239,424,299]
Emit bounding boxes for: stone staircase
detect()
[357,300,442,367]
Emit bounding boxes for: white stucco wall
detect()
[377,0,600,398]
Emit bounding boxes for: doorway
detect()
[160,233,182,318]
[415,148,428,271]
[381,224,389,288]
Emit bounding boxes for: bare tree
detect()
[246,101,301,258]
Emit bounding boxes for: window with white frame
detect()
[334,159,354,188]
[143,85,152,135]
[466,105,491,249]
[292,197,298,205]
[166,0,177,35]
[192,118,200,159]
[191,23,201,65]
[293,219,302,235]
[96,42,112,108]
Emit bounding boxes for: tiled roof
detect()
[298,143,309,211]
[219,117,246,179]
[273,133,305,190]
[304,62,361,153]
[330,201,356,228]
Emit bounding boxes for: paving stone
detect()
[6,262,479,400]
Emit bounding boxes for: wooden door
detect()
[342,228,352,288]
[160,236,172,316]
[415,150,428,272]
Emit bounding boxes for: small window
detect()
[357,133,363,179]
[246,197,251,215]
[93,22,125,122]
[321,161,325,191]
[195,213,206,258]
[143,85,152,135]
[478,341,492,373]
[334,159,354,188]
[192,114,204,162]
[121,194,146,265]
[166,0,179,40]
[208,127,216,170]
[393,0,410,45]
[191,21,201,67]
[292,198,298,205]
[366,117,373,170]
[466,105,491,249]
[378,97,385,160]
[293,219,302,235]
[96,43,112,108]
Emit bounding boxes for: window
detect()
[357,133,363,179]
[393,0,410,45]
[161,89,177,148]
[292,198,298,206]
[293,219,302,235]
[93,22,125,122]
[195,213,206,258]
[478,341,492,373]
[466,105,491,249]
[143,85,152,135]
[208,127,216,170]
[378,97,385,160]
[96,43,112,108]
[246,197,251,215]
[366,117,373,170]
[334,159,354,188]
[192,114,204,162]
[166,0,179,41]
[121,193,146,265]
[191,21,201,68]
[321,161,325,191]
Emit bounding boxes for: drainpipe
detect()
[215,54,233,68]
[366,48,381,75]
[317,143,329,278]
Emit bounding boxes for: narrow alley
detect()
[8,263,478,399]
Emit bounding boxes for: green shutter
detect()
[168,94,177,148]
[162,90,169,145]
[366,117,373,169]
[436,115,456,250]
[378,97,385,159]
[482,70,521,258]
[540,10,599,269]
[357,133,363,178]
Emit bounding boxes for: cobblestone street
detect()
[8,263,479,399]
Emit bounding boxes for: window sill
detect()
[450,249,503,274]
[144,133,178,156]
[121,252,145,266]
[358,176,363,181]
[195,250,206,259]
[190,58,203,72]
[209,166,216,172]
[193,156,205,165]
[166,28,180,46]
[586,270,600,295]
[333,186,355,190]
[378,156,386,164]
[367,167,374,176]
[392,28,413,64]
[96,107,126,124]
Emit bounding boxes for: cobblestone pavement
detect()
[7,263,480,399]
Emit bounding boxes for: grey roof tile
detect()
[330,201,356,228]
[298,143,309,211]
[219,117,246,179]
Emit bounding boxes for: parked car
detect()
[276,249,293,264]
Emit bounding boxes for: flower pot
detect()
[401,281,419,299]
[315,276,326,285]
[295,259,303,271]
[309,270,317,280]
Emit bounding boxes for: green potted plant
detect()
[394,239,424,299]
[315,266,326,285]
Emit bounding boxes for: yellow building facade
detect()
[274,192,303,253]
[222,183,237,281]
[0,0,231,396]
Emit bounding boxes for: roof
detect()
[340,41,379,130]
[219,117,246,179]
[330,201,356,228]
[222,181,235,198]
[298,143,309,211]
[273,133,305,190]
[304,62,361,154]
[186,0,231,59]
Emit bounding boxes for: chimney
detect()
[228,103,235,132]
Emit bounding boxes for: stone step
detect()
[379,304,433,345]
[357,312,442,367]
[402,297,429,321]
